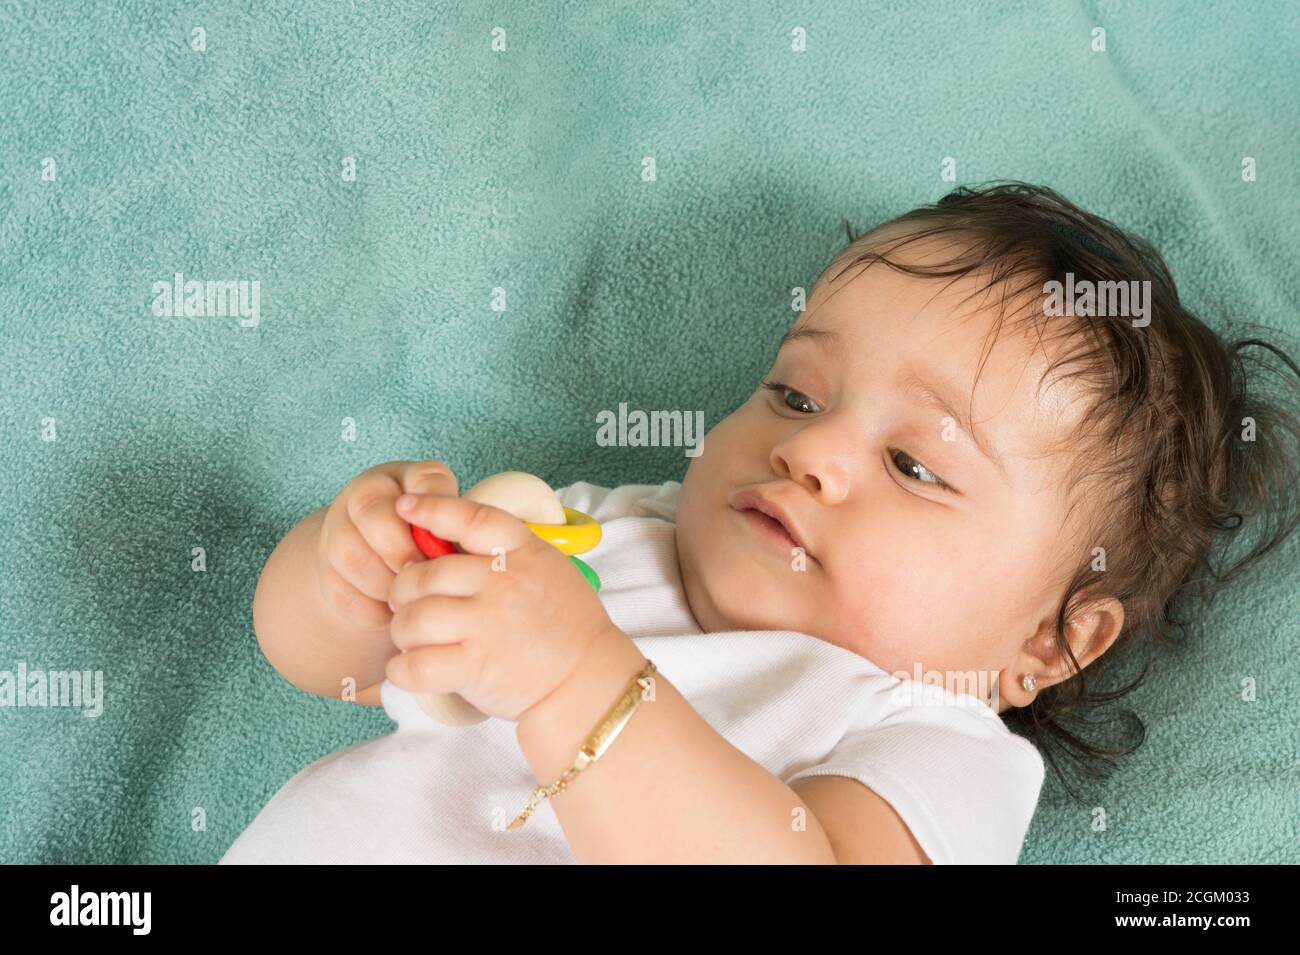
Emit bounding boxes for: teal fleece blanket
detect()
[1,0,1296,864]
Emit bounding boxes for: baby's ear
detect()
[1064,593,1125,669]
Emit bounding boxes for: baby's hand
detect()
[385,492,619,722]
[314,460,459,634]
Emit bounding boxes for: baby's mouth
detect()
[732,504,816,564]
[728,487,815,561]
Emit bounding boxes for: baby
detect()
[222,182,1299,865]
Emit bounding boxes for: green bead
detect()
[569,555,601,592]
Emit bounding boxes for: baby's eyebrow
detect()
[779,323,841,350]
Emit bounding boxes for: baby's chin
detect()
[679,529,823,634]
[700,577,819,635]
[679,558,783,634]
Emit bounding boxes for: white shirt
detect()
[221,480,1045,865]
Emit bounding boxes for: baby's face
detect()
[675,239,1093,709]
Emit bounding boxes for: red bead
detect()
[411,523,456,559]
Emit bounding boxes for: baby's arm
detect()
[516,631,929,863]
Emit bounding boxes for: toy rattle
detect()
[403,471,602,726]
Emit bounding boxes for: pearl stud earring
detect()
[1021,674,1037,692]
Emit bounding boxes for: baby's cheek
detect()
[915,538,1046,671]
[955,528,1048,620]
[826,555,920,668]
[832,538,1004,674]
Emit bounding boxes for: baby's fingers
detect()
[350,489,425,575]
[323,512,399,602]
[386,642,472,696]
[397,459,459,498]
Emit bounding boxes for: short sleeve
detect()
[553,481,681,524]
[784,700,1046,865]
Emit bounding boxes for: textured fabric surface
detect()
[0,0,1295,863]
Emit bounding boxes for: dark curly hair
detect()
[829,181,1300,803]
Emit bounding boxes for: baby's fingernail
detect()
[397,494,417,512]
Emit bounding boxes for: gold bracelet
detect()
[507,658,658,832]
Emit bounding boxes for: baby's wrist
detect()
[516,627,644,749]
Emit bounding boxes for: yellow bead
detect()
[526,506,602,555]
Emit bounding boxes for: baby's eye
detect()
[890,449,950,490]
[760,379,820,414]
[762,380,953,493]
